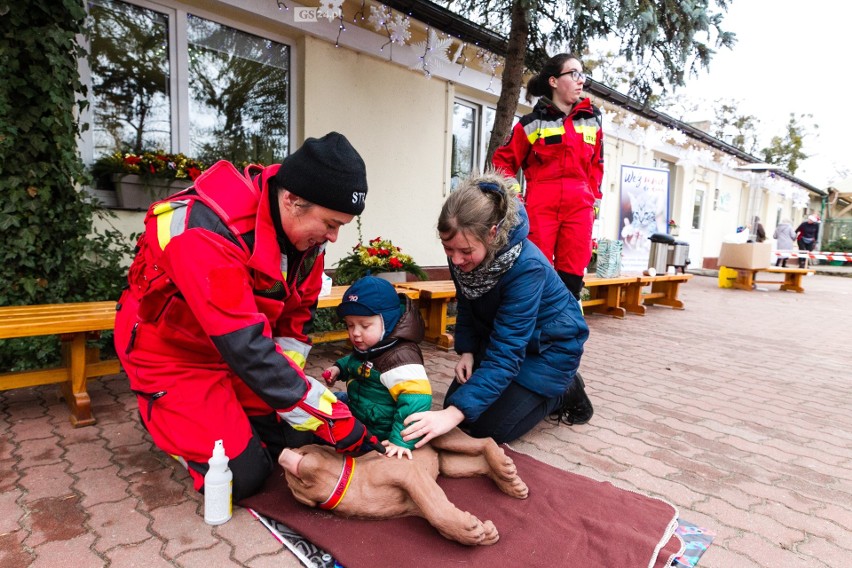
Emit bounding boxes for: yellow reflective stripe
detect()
[527,125,565,144]
[152,200,189,250]
[156,209,175,250]
[275,337,312,368]
[284,350,306,369]
[291,415,323,432]
[318,388,336,414]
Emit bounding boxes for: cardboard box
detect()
[717,242,773,269]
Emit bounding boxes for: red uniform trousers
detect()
[525,178,595,277]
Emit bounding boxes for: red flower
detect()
[367,248,378,256]
[124,155,142,165]
[188,167,202,180]
[388,257,403,269]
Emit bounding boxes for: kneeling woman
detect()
[402,171,593,446]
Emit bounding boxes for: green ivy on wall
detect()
[0,1,133,371]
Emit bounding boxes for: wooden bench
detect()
[728,266,815,293]
[581,275,638,318]
[394,280,458,350]
[312,285,420,344]
[622,273,693,314]
[0,301,121,427]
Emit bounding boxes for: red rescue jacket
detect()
[119,160,324,412]
[493,97,604,200]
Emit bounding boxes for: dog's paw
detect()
[442,511,500,546]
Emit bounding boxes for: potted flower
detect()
[334,235,427,285]
[668,219,679,236]
[92,151,207,209]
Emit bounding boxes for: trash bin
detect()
[667,240,690,272]
[648,233,675,273]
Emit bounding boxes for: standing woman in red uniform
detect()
[493,53,604,299]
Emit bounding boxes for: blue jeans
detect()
[443,380,562,444]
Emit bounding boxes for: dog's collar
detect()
[318,455,356,510]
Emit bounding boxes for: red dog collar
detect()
[318,455,355,510]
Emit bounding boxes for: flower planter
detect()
[112,174,193,210]
[374,271,407,283]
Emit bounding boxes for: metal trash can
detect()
[648,233,675,273]
[667,241,690,272]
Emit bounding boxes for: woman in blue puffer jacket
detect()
[401,171,593,445]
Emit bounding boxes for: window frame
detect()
[450,96,514,190]
[78,0,297,167]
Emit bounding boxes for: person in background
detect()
[400,171,592,447]
[773,218,797,267]
[795,215,820,268]
[322,276,432,460]
[492,52,604,300]
[753,216,766,243]
[114,132,383,501]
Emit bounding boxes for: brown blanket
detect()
[241,448,683,567]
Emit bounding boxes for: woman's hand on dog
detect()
[402,407,466,448]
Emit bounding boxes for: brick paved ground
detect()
[1,273,850,567]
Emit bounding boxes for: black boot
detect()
[558,271,584,301]
[549,371,594,425]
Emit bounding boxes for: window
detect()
[451,101,478,190]
[692,188,704,229]
[85,0,290,167]
[450,98,516,191]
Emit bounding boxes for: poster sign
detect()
[619,165,670,273]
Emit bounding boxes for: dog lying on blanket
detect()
[278,427,528,546]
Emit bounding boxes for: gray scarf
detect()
[450,242,522,300]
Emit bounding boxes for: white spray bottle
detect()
[204,439,233,525]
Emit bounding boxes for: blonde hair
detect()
[438,170,520,262]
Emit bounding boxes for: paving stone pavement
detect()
[1,273,850,567]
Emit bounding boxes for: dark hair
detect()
[526,53,581,103]
[437,170,520,263]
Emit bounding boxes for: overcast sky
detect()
[678,0,849,189]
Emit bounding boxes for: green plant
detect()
[0,1,135,372]
[93,150,207,181]
[334,235,427,285]
[826,236,852,253]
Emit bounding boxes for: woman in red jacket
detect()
[492,53,604,299]
[114,133,383,501]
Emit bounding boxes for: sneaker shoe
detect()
[549,372,594,425]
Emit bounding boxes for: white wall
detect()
[301,36,451,268]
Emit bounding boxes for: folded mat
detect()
[240,448,684,568]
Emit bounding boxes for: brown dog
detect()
[278,428,529,546]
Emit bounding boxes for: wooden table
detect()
[728,267,815,293]
[622,273,693,313]
[394,281,458,350]
[581,275,637,318]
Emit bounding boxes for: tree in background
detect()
[439,0,736,162]
[712,100,761,154]
[761,113,815,175]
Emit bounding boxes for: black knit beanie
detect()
[274,132,368,215]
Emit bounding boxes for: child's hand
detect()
[322,367,339,386]
[382,440,413,460]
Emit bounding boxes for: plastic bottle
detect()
[204,439,233,525]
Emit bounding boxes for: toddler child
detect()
[323,276,432,459]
